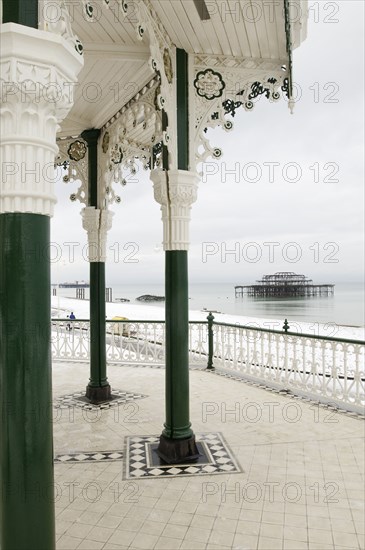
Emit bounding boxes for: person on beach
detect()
[67,312,76,331]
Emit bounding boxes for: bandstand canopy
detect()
[54,0,308,140]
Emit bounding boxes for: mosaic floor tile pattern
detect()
[125,432,242,479]
[55,450,124,463]
[54,388,147,410]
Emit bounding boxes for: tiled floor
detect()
[125,432,241,479]
[53,361,365,550]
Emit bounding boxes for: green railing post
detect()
[283,319,290,333]
[207,312,215,370]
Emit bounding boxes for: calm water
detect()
[54,282,364,327]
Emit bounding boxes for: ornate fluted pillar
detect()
[151,170,199,462]
[150,48,200,463]
[81,129,113,403]
[0,16,83,550]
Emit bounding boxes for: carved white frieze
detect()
[151,169,199,251]
[81,206,114,262]
[0,23,83,216]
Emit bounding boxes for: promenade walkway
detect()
[53,361,364,550]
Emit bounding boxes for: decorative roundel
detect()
[163,131,170,145]
[194,69,226,100]
[70,194,77,202]
[224,120,233,130]
[151,135,156,143]
[85,2,93,18]
[75,40,83,55]
[245,101,254,110]
[63,175,69,183]
[272,91,280,100]
[213,148,222,158]
[152,59,158,71]
[116,196,122,203]
[122,1,128,13]
[68,140,87,161]
[122,179,127,186]
[131,167,137,175]
[138,25,144,38]
[157,94,165,109]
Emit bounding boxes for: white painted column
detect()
[81,207,114,262]
[150,169,199,251]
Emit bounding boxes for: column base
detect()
[85,384,111,404]
[156,434,200,464]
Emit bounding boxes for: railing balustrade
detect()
[51,319,208,366]
[212,322,364,414]
[51,317,365,414]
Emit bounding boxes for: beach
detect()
[51,295,365,342]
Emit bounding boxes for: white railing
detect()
[51,319,365,414]
[213,323,365,414]
[51,320,207,366]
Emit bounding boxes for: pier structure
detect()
[235,272,335,298]
[76,287,86,300]
[60,281,89,288]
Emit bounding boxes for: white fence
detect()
[51,320,208,365]
[51,319,365,414]
[212,323,364,414]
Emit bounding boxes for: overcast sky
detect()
[52,0,364,286]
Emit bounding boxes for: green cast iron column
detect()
[163,250,193,440]
[157,49,199,463]
[0,214,55,550]
[81,129,111,403]
[2,0,38,28]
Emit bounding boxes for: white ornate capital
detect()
[151,169,199,251]
[81,207,114,262]
[0,23,83,216]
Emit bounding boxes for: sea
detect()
[54,281,364,328]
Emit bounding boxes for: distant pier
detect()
[235,272,334,298]
[59,280,89,288]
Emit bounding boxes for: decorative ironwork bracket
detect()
[56,137,89,205]
[81,0,295,177]
[191,54,290,172]
[99,77,163,192]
